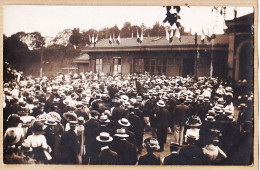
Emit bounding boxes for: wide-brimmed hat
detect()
[99,115,110,123]
[156,100,166,107]
[205,115,216,122]
[121,95,129,102]
[18,142,33,152]
[63,111,78,121]
[186,116,202,127]
[114,128,129,138]
[118,118,131,127]
[96,132,113,142]
[7,114,22,125]
[45,119,58,126]
[31,121,46,132]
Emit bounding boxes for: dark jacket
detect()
[92,148,119,165]
[84,118,99,145]
[138,152,161,165]
[163,152,181,165]
[173,104,190,125]
[59,129,80,164]
[111,139,138,165]
[156,107,169,129]
[127,113,143,135]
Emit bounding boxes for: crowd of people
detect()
[3,61,254,165]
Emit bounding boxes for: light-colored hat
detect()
[96,132,113,142]
[114,128,129,138]
[99,115,110,123]
[156,100,166,107]
[118,118,131,127]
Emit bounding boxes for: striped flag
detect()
[165,28,169,41]
[140,29,143,43]
[109,34,113,44]
[169,29,174,43]
[137,30,140,43]
[89,35,92,44]
[116,33,121,45]
[175,28,181,42]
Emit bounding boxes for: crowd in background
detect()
[3,61,253,165]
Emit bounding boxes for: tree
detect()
[121,22,132,38]
[150,22,166,37]
[69,28,82,49]
[29,32,46,50]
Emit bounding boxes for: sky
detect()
[3,6,253,37]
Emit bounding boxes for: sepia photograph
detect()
[2,4,256,167]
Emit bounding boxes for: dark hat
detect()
[90,110,100,117]
[5,130,19,146]
[96,132,113,142]
[114,128,129,138]
[170,142,179,151]
[118,118,131,127]
[31,121,46,132]
[7,114,22,125]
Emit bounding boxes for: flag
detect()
[89,35,92,44]
[201,29,206,44]
[131,31,134,38]
[137,30,140,43]
[113,33,116,43]
[169,29,174,43]
[109,34,113,44]
[116,33,120,45]
[175,28,181,42]
[140,29,143,43]
[95,35,98,44]
[92,34,95,44]
[165,28,169,41]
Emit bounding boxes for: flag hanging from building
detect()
[94,35,98,44]
[89,35,92,44]
[165,28,170,41]
[201,29,206,44]
[137,30,140,43]
[113,33,116,43]
[169,29,174,43]
[92,34,95,44]
[116,34,121,45]
[140,29,143,43]
[175,28,181,42]
[109,34,113,44]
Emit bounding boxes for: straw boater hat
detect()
[69,120,78,127]
[63,111,78,121]
[186,116,202,127]
[118,118,131,127]
[99,115,110,123]
[114,128,129,138]
[156,100,166,107]
[45,119,58,126]
[205,115,216,122]
[96,132,113,142]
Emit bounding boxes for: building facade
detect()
[75,13,253,80]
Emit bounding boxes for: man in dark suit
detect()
[111,99,125,122]
[111,129,138,165]
[155,100,170,152]
[59,121,80,164]
[74,102,89,121]
[91,132,118,165]
[173,96,190,146]
[127,106,144,153]
[163,142,181,165]
[83,110,100,164]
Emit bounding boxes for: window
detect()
[95,58,102,73]
[113,57,121,74]
[144,57,167,75]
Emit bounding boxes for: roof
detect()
[73,53,90,63]
[81,35,229,52]
[226,13,254,24]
